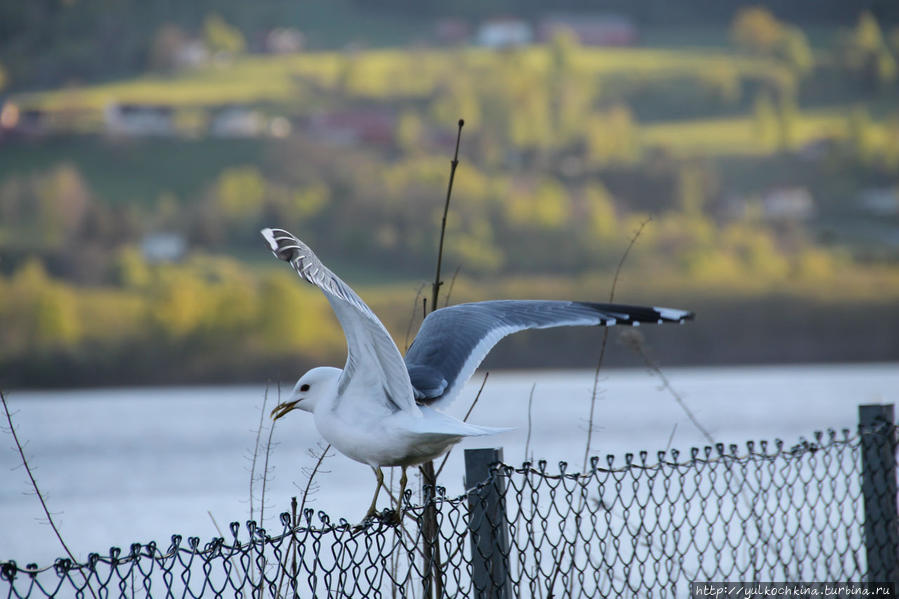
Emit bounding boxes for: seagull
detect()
[262,227,694,523]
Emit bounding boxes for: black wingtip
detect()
[261,227,299,262]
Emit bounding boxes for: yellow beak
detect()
[270,400,300,421]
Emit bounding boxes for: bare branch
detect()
[207,511,224,537]
[249,384,270,522]
[621,330,714,444]
[1,389,97,599]
[435,371,489,478]
[403,282,427,352]
[525,383,536,462]
[583,216,652,472]
[430,119,464,312]
[299,442,333,515]
[443,265,461,308]
[259,406,278,528]
[422,118,464,599]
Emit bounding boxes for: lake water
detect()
[1,363,897,565]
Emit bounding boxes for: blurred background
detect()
[1,0,898,386]
[3,0,899,566]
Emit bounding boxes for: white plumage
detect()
[262,227,693,522]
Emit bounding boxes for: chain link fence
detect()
[2,405,897,598]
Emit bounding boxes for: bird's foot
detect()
[352,508,403,531]
[383,508,403,527]
[352,507,380,532]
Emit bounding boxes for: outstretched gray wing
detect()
[261,228,416,414]
[404,300,693,409]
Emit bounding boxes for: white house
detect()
[762,187,815,221]
[210,106,264,138]
[477,19,533,48]
[105,103,175,137]
[538,14,637,46]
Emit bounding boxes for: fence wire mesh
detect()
[2,420,896,598]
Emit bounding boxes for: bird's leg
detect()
[364,466,384,520]
[389,466,408,525]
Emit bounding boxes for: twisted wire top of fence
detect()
[2,421,896,599]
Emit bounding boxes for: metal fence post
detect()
[464,448,511,599]
[859,403,898,587]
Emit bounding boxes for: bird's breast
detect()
[313,407,456,468]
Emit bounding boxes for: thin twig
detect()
[525,383,536,462]
[627,336,714,444]
[582,216,652,472]
[435,371,489,479]
[561,217,651,599]
[277,443,332,599]
[430,119,464,312]
[299,443,333,515]
[250,385,270,522]
[275,497,299,599]
[665,423,679,452]
[1,389,97,599]
[443,265,461,308]
[461,371,489,423]
[259,411,277,528]
[422,118,464,599]
[404,282,427,351]
[207,511,224,537]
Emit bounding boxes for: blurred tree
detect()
[876,50,898,86]
[882,114,899,171]
[775,27,814,78]
[148,24,188,72]
[396,110,424,153]
[505,178,570,230]
[0,62,7,91]
[731,7,784,54]
[583,106,638,167]
[796,248,836,282]
[173,107,209,137]
[196,258,258,339]
[753,90,778,151]
[843,11,897,89]
[336,52,365,96]
[430,76,481,131]
[8,259,82,350]
[704,63,741,105]
[506,75,554,152]
[726,223,791,282]
[550,28,578,74]
[0,176,23,226]
[153,192,180,229]
[214,165,266,223]
[584,183,618,243]
[446,218,504,273]
[35,164,93,245]
[677,162,707,215]
[283,183,329,223]
[851,11,886,57]
[114,247,151,289]
[148,267,208,338]
[548,30,596,148]
[257,272,339,354]
[847,104,876,164]
[203,13,245,56]
[777,90,799,149]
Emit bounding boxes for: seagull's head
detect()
[270,366,340,420]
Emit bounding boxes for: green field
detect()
[16,46,789,111]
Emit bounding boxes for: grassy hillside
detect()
[2,9,898,386]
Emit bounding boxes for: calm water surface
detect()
[1,363,896,564]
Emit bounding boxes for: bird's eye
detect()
[300,384,310,392]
